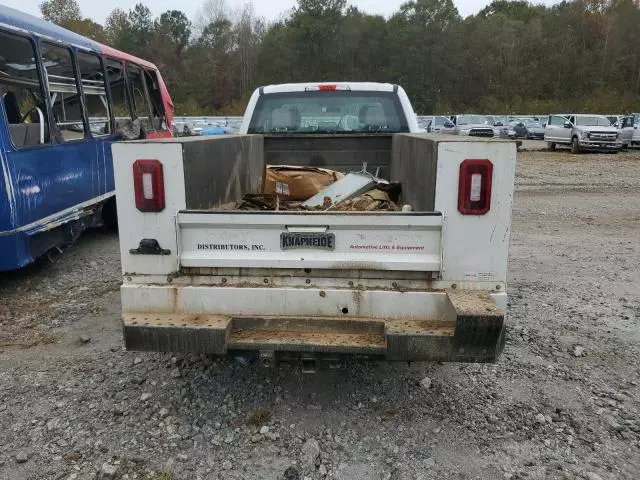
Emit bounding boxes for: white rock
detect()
[101,463,118,478]
[133,357,142,365]
[158,407,170,419]
[140,393,152,402]
[318,464,327,476]
[419,377,432,390]
[222,460,232,470]
[170,368,181,378]
[535,413,546,425]
[259,425,270,435]
[46,419,60,431]
[176,454,188,462]
[573,345,585,357]
[301,438,320,467]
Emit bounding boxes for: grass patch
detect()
[246,407,271,427]
[150,473,173,480]
[139,472,173,480]
[21,332,58,348]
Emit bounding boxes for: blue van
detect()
[0,6,174,271]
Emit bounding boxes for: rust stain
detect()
[229,329,386,349]
[170,287,178,313]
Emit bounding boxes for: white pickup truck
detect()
[113,82,516,368]
[544,114,622,153]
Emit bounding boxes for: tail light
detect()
[458,159,493,215]
[133,159,165,212]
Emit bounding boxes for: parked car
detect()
[544,114,622,153]
[535,116,548,127]
[513,119,545,139]
[425,115,456,134]
[485,115,510,137]
[450,114,494,137]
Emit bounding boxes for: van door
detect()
[32,43,101,222]
[76,51,115,198]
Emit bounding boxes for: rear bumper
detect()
[121,286,506,363]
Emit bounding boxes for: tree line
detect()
[40,0,640,115]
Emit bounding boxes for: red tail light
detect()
[133,159,165,212]
[458,159,493,215]
[318,84,337,91]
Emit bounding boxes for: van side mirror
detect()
[563,122,572,128]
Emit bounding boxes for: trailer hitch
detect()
[129,238,171,255]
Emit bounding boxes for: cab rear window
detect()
[248,91,409,134]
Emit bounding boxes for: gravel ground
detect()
[1,149,639,480]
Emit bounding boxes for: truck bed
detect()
[112,134,516,364]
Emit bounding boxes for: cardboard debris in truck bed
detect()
[263,165,344,201]
[221,189,399,212]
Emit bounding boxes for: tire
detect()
[102,197,118,232]
[571,137,580,154]
[547,142,556,151]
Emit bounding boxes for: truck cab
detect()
[240,82,421,135]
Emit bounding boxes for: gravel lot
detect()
[1,148,639,480]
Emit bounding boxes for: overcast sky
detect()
[2,0,560,25]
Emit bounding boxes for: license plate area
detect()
[281,232,335,251]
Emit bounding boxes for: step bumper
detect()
[121,288,505,363]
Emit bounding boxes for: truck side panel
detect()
[435,141,516,285]
[113,142,185,276]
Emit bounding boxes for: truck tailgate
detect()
[178,211,442,272]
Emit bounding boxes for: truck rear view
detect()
[113,83,516,367]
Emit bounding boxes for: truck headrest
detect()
[271,107,295,130]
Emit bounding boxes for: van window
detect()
[127,64,152,130]
[41,43,85,142]
[104,58,130,118]
[144,69,167,131]
[76,52,110,137]
[0,30,49,148]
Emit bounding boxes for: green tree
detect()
[40,0,81,26]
